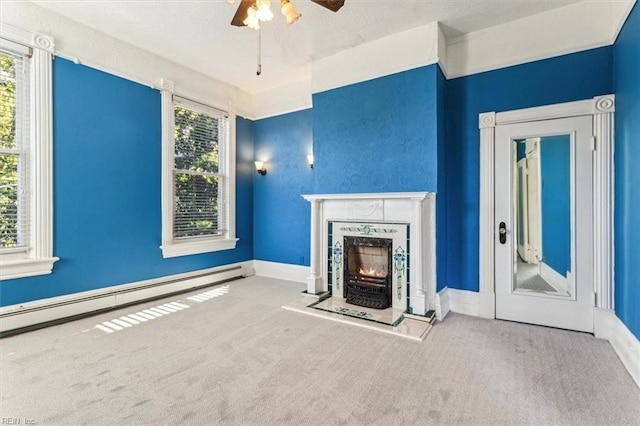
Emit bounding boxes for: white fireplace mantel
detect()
[301,192,436,316]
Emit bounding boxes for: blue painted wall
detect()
[540,135,571,277]
[0,58,254,306]
[613,2,640,339]
[251,66,440,268]
[253,109,313,266]
[312,65,439,194]
[444,47,613,291]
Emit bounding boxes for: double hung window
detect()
[0,43,30,251]
[0,28,56,280]
[161,88,236,257]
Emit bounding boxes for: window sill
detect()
[0,256,59,280]
[161,238,239,258]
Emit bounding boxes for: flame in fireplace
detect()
[359,267,387,278]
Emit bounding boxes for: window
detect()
[0,27,57,280]
[0,47,29,249]
[161,83,237,258]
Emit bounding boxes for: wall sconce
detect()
[255,161,267,175]
[307,154,314,169]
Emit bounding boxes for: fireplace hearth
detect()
[344,236,392,309]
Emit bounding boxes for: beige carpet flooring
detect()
[1,276,639,425]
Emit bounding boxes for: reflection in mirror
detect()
[512,135,572,297]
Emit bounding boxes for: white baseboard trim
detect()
[435,287,450,320]
[436,287,487,319]
[446,288,481,317]
[0,261,253,334]
[539,262,570,295]
[594,308,640,389]
[253,260,309,283]
[435,290,640,390]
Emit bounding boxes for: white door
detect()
[495,116,594,333]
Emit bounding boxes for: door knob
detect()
[499,222,507,244]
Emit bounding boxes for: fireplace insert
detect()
[343,236,393,309]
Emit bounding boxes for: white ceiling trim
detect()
[1,0,635,120]
[445,0,636,79]
[0,1,253,118]
[252,23,443,119]
[252,79,312,120]
[254,0,635,119]
[311,23,441,95]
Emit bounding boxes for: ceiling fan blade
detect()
[231,0,255,27]
[310,0,345,12]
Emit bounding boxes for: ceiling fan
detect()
[229,0,345,29]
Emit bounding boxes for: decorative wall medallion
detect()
[333,242,343,291]
[160,78,175,93]
[594,95,615,113]
[33,33,54,53]
[479,112,496,129]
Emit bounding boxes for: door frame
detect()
[478,95,615,319]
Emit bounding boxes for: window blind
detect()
[0,46,31,249]
[172,96,228,240]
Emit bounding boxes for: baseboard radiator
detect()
[0,261,253,335]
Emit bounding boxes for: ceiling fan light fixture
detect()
[243,5,261,30]
[256,0,274,22]
[281,0,301,25]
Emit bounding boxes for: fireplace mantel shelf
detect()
[302,192,429,202]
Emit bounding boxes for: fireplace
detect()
[344,236,392,309]
[301,192,436,317]
[327,221,408,311]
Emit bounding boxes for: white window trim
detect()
[0,24,58,280]
[160,79,237,258]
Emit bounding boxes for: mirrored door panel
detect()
[512,135,573,297]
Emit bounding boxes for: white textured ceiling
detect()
[31,0,583,94]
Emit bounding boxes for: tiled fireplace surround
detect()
[302,193,436,316]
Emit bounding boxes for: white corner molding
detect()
[436,22,449,79]
[479,95,615,319]
[447,288,481,317]
[253,260,310,284]
[594,308,640,390]
[0,24,58,280]
[435,287,450,320]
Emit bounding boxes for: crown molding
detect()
[252,79,313,120]
[311,23,442,95]
[0,1,253,118]
[2,0,634,120]
[444,0,635,79]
